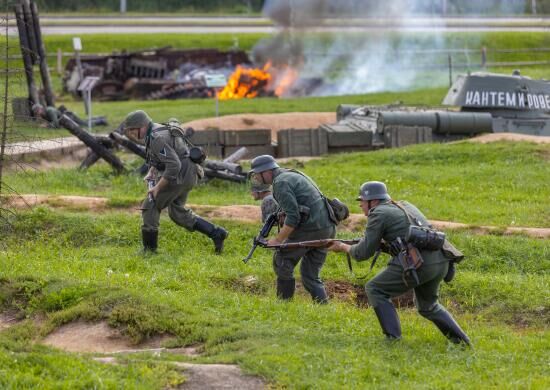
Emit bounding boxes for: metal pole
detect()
[215,89,219,117]
[448,54,453,87]
[120,0,127,13]
[87,89,92,132]
[56,48,62,75]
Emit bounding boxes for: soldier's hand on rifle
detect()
[267,237,282,246]
[327,241,351,253]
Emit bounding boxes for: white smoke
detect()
[259,0,525,96]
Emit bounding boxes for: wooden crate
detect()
[220,129,272,146]
[322,123,374,147]
[277,128,328,157]
[224,144,276,159]
[189,129,220,145]
[383,126,432,148]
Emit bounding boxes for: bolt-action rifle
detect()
[260,238,361,250]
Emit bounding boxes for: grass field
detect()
[1,30,549,389]
[1,138,549,387]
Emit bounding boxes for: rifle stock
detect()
[263,238,361,250]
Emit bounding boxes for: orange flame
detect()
[219,63,272,100]
[219,61,300,100]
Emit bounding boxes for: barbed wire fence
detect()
[0,0,50,230]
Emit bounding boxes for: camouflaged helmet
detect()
[123,110,152,130]
[250,155,279,173]
[356,181,391,201]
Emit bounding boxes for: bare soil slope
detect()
[184,112,336,141]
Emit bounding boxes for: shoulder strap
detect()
[287,169,326,199]
[390,200,422,227]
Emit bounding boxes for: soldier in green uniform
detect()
[123,110,228,254]
[328,181,470,344]
[250,155,336,303]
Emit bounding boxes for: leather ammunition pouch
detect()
[326,197,350,224]
[189,146,206,164]
[406,225,446,251]
[441,239,465,263]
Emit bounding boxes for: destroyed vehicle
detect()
[63,47,251,101]
[324,70,550,151]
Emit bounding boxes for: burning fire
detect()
[219,61,299,100]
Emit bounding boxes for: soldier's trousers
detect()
[272,225,336,301]
[365,260,450,321]
[142,183,197,233]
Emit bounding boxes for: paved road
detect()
[4,16,550,35]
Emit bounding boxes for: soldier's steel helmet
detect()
[250,155,279,173]
[123,110,152,130]
[356,181,391,201]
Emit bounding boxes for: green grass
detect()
[6,141,550,227]
[0,208,548,388]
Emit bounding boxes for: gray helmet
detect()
[356,181,391,201]
[250,155,279,173]
[123,110,152,130]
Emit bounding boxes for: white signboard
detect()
[204,74,227,88]
[77,76,100,92]
[72,37,82,52]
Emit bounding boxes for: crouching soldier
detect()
[328,181,470,345]
[250,155,336,303]
[123,110,228,254]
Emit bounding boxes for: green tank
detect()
[323,70,549,151]
[443,70,550,136]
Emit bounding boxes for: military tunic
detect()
[141,123,200,233]
[272,168,336,301]
[350,200,452,321]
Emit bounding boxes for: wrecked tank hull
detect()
[63,47,251,101]
[324,70,550,151]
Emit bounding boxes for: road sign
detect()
[204,74,227,88]
[77,76,100,132]
[72,37,82,51]
[77,76,100,92]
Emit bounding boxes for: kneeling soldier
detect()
[328,181,470,345]
[123,110,228,254]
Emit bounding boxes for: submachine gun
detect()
[242,212,279,263]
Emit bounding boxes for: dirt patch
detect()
[0,311,20,331]
[468,133,550,144]
[8,195,550,238]
[42,321,177,354]
[184,112,336,141]
[325,280,415,308]
[5,194,109,212]
[192,204,261,222]
[173,362,266,390]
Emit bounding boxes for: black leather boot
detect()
[193,217,228,254]
[142,229,158,253]
[276,278,295,300]
[430,310,471,345]
[373,301,402,340]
